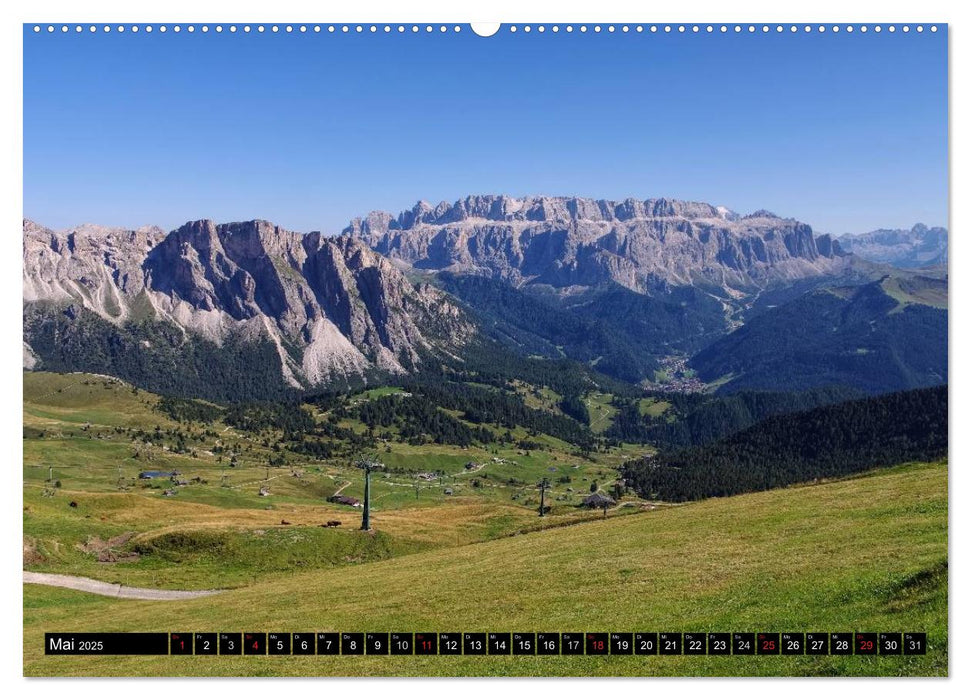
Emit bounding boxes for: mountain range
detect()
[23,218,475,398]
[838,223,948,269]
[346,195,851,294]
[22,196,948,400]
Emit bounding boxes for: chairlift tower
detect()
[539,477,550,517]
[356,457,383,531]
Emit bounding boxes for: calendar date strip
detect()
[45,631,928,656]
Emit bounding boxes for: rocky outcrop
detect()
[838,223,947,269]
[345,195,852,293]
[23,218,476,388]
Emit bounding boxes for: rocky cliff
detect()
[345,195,850,293]
[838,223,947,269]
[23,218,476,391]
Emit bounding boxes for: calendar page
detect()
[21,20,948,678]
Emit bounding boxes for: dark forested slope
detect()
[690,276,947,394]
[621,385,947,501]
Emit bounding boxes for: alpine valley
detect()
[22,195,947,400]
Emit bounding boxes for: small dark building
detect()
[328,494,362,508]
[582,492,616,509]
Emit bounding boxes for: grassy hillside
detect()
[24,460,947,677]
[24,372,638,590]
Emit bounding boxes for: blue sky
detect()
[24,25,947,235]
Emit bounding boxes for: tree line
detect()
[621,385,947,502]
[403,381,596,452]
[606,385,863,447]
[357,393,494,447]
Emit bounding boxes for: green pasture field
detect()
[22,372,947,677]
[23,372,637,590]
[25,460,947,676]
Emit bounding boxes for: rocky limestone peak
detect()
[379,195,741,230]
[344,194,853,293]
[24,219,167,254]
[814,233,843,258]
[24,217,477,390]
[344,195,757,238]
[23,218,46,233]
[838,223,948,268]
[169,219,221,253]
[743,209,782,220]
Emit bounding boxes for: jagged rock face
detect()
[838,224,948,269]
[23,219,165,315]
[23,219,476,388]
[345,195,850,293]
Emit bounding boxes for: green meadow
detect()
[22,372,947,676]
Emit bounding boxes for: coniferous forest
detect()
[606,386,864,448]
[621,385,947,502]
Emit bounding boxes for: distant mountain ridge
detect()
[345,195,853,294]
[838,223,947,268]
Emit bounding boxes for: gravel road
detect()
[23,571,221,600]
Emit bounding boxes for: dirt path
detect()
[229,474,284,490]
[454,462,486,476]
[23,571,221,600]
